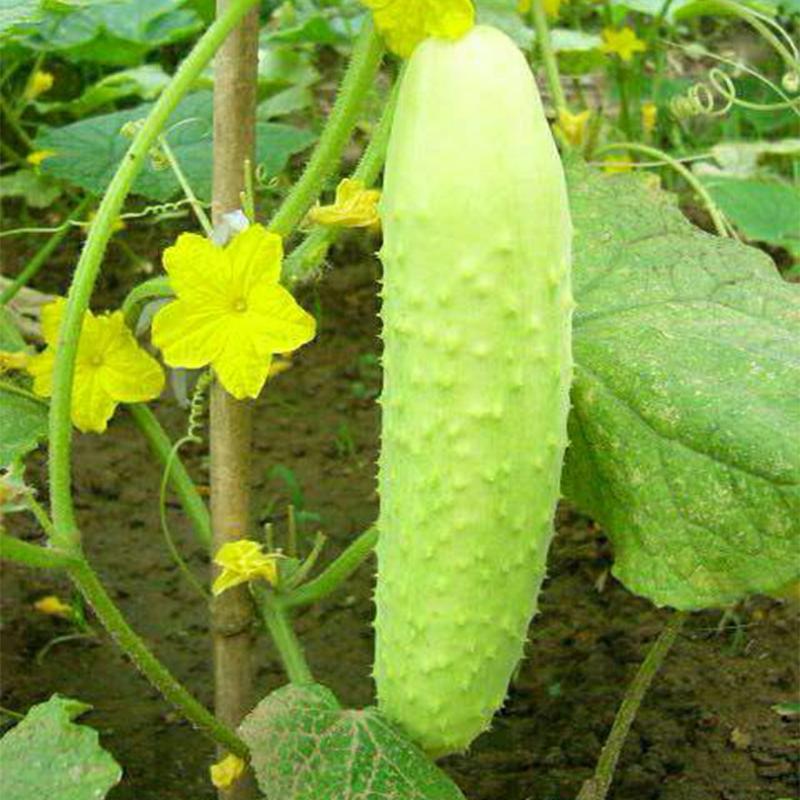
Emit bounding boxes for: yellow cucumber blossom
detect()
[361,0,474,58]
[26,149,56,167]
[26,298,165,434]
[212,539,279,596]
[34,595,72,617]
[641,101,658,135]
[25,70,54,100]
[151,224,316,400]
[554,108,591,148]
[601,27,647,62]
[308,178,381,228]
[209,753,246,789]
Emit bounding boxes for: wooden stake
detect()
[210,1,260,797]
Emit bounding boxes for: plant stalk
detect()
[210,2,260,796]
[0,532,80,570]
[530,0,566,114]
[577,612,687,800]
[267,20,384,238]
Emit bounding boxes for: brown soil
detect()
[1,235,798,800]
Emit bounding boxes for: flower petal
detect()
[212,569,248,596]
[27,347,56,397]
[40,298,66,346]
[213,332,272,400]
[151,300,229,369]
[163,232,235,305]
[71,365,117,433]
[225,224,283,295]
[99,313,165,402]
[246,284,317,355]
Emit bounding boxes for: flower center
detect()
[232,297,248,313]
[90,354,104,368]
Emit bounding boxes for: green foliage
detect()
[13,0,202,65]
[0,310,47,469]
[0,169,62,208]
[701,176,800,255]
[0,694,121,800]
[36,91,315,202]
[239,684,466,800]
[562,159,800,610]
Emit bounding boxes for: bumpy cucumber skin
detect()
[374,26,573,757]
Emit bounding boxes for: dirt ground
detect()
[1,232,798,800]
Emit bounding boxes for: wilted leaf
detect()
[563,159,800,610]
[240,684,466,800]
[36,91,315,201]
[0,694,121,800]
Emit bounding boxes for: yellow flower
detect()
[25,70,54,100]
[517,0,562,17]
[34,595,72,617]
[600,27,647,62]
[603,153,633,174]
[641,101,657,135]
[212,539,279,596]
[151,224,316,400]
[554,108,591,148]
[308,179,381,228]
[209,754,246,789]
[26,298,165,434]
[0,350,32,373]
[360,0,474,58]
[26,149,56,167]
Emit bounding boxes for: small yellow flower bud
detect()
[308,179,381,229]
[641,101,657,136]
[554,108,592,148]
[34,595,72,617]
[25,70,54,101]
[26,149,56,167]
[0,350,32,374]
[600,27,647,63]
[212,539,279,596]
[209,754,246,789]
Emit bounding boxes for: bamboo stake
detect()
[210,2,260,797]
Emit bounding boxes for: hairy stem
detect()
[281,527,378,610]
[577,612,687,800]
[0,532,80,570]
[530,0,566,114]
[68,559,248,757]
[253,585,313,684]
[267,20,384,238]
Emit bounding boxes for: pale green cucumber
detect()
[374,25,573,757]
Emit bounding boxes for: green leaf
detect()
[0,309,47,469]
[0,694,121,799]
[563,159,800,610]
[41,63,171,116]
[0,0,41,40]
[0,169,62,208]
[36,91,315,201]
[700,176,800,255]
[475,0,533,49]
[15,0,202,66]
[239,684,466,800]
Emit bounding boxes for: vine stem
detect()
[282,75,401,286]
[0,196,93,306]
[159,136,214,236]
[577,612,687,800]
[47,0,262,554]
[281,527,378,610]
[267,19,384,238]
[530,0,566,115]
[68,559,248,758]
[594,142,733,238]
[252,585,312,684]
[0,532,80,570]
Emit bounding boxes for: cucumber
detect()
[374,25,573,757]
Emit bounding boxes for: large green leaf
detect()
[36,91,316,202]
[239,684,466,800]
[563,159,800,610]
[0,694,121,800]
[0,309,47,469]
[14,0,202,66]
